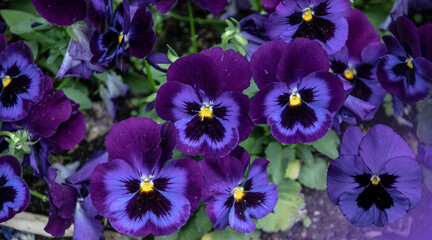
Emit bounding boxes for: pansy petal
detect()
[199,48,251,92]
[128,7,156,58]
[382,35,405,58]
[228,202,255,233]
[327,154,371,204]
[359,124,416,173]
[205,193,232,230]
[67,151,109,187]
[104,117,162,173]
[243,158,271,189]
[0,34,6,53]
[73,196,104,240]
[418,144,432,169]
[277,38,329,83]
[167,54,222,99]
[156,121,177,172]
[342,96,376,121]
[345,9,380,62]
[389,16,421,58]
[340,126,365,155]
[154,0,178,14]
[32,0,87,26]
[419,24,432,62]
[382,156,423,210]
[261,0,281,12]
[250,82,287,124]
[192,0,227,15]
[87,0,110,30]
[250,41,287,89]
[384,189,412,224]
[45,178,77,219]
[413,56,432,83]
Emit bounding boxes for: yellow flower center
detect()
[303,8,313,22]
[199,104,213,121]
[233,187,245,202]
[343,67,355,80]
[2,76,12,88]
[406,58,414,69]
[140,180,154,193]
[371,175,380,186]
[118,33,124,44]
[290,93,302,107]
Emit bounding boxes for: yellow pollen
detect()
[290,93,302,107]
[303,9,313,22]
[233,187,245,202]
[371,175,380,186]
[199,106,213,121]
[344,68,355,80]
[2,77,12,88]
[118,33,124,44]
[140,180,154,193]
[406,58,414,69]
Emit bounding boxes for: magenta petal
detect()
[276,38,329,84]
[199,48,251,92]
[32,0,87,26]
[250,41,287,89]
[359,124,416,173]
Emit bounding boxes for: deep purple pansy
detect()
[32,0,87,26]
[250,38,344,144]
[200,147,278,233]
[261,0,282,12]
[0,41,45,122]
[90,1,156,70]
[330,9,386,127]
[381,0,432,29]
[265,0,351,54]
[377,16,432,104]
[14,77,86,178]
[44,152,107,239]
[327,125,423,227]
[0,155,30,223]
[90,117,202,236]
[155,47,254,157]
[239,13,270,59]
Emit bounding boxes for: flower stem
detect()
[188,0,198,53]
[168,12,225,25]
[0,131,14,139]
[145,59,156,92]
[30,189,48,202]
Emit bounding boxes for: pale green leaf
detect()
[299,157,328,190]
[307,130,340,159]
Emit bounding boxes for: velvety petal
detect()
[0,156,30,223]
[315,14,349,54]
[156,121,177,173]
[413,56,432,83]
[389,16,421,58]
[418,144,432,169]
[0,42,45,122]
[146,52,172,73]
[73,196,104,240]
[29,138,52,178]
[276,38,329,84]
[128,7,156,58]
[358,124,416,173]
[327,154,371,204]
[382,35,405,58]
[200,155,247,202]
[382,156,423,210]
[229,146,251,171]
[250,41,287,89]
[261,0,281,12]
[153,0,178,14]
[342,96,377,122]
[345,9,380,62]
[419,24,432,62]
[87,0,110,30]
[199,48,251,92]
[16,89,72,138]
[66,151,109,187]
[192,0,227,15]
[167,53,222,99]
[104,117,163,174]
[265,0,304,42]
[0,34,6,53]
[205,193,232,230]
[339,126,366,155]
[32,0,87,26]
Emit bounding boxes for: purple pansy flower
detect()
[0,155,30,223]
[32,0,87,26]
[90,117,201,236]
[200,147,278,233]
[330,9,386,127]
[239,13,270,59]
[44,152,108,239]
[155,47,254,157]
[0,41,45,122]
[381,0,432,29]
[57,22,106,79]
[90,1,156,70]
[265,0,351,54]
[327,125,423,227]
[250,38,344,144]
[377,16,432,104]
[261,0,282,12]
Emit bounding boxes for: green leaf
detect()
[306,130,340,159]
[285,159,301,180]
[0,9,36,27]
[155,206,213,240]
[256,179,306,232]
[298,157,328,190]
[295,144,314,166]
[265,142,295,184]
[211,227,260,240]
[62,88,92,110]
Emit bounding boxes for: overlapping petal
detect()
[32,0,87,26]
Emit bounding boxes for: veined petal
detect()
[128,7,156,58]
[73,196,104,240]
[32,0,86,26]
